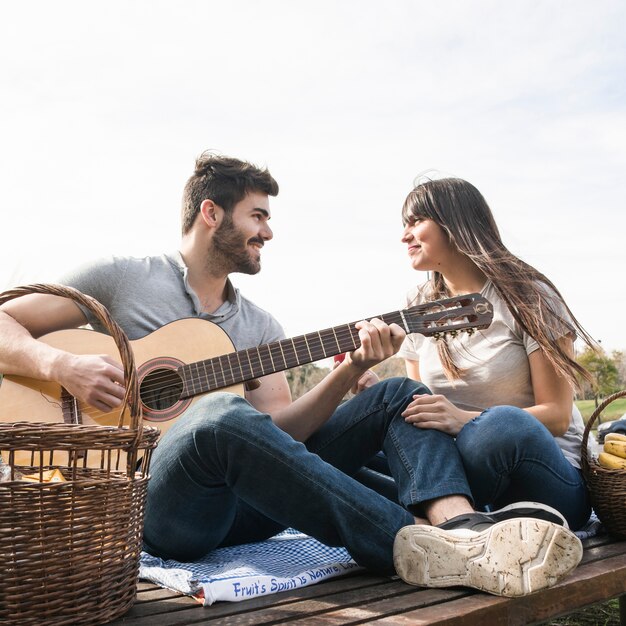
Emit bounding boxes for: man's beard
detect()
[211,215,263,275]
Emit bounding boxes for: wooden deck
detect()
[108,534,626,625]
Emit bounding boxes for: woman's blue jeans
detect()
[367,405,591,531]
[143,377,470,574]
[456,406,591,530]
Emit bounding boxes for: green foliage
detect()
[576,347,620,405]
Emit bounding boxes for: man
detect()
[0,152,582,596]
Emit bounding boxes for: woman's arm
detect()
[402,341,574,437]
[524,337,574,436]
[405,358,420,381]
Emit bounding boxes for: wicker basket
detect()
[581,389,626,539]
[0,284,160,626]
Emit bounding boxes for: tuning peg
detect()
[465,328,475,335]
[433,332,441,341]
[449,330,458,338]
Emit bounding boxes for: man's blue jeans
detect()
[142,378,591,574]
[143,377,470,574]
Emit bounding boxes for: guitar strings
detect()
[129,317,478,398]
[120,314,479,397]
[74,323,365,419]
[65,304,484,421]
[94,303,479,403]
[72,325,481,423]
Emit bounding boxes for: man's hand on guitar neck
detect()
[337,318,403,395]
[53,352,126,414]
[350,318,406,371]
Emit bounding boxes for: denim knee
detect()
[376,376,431,407]
[456,406,550,469]
[168,392,258,441]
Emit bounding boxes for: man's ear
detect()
[199,199,223,230]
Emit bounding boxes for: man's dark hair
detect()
[181,152,279,234]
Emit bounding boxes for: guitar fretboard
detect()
[178,310,406,397]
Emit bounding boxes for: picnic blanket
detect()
[139,529,361,605]
[139,515,604,606]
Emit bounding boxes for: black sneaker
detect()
[437,512,495,532]
[437,501,568,532]
[489,501,568,528]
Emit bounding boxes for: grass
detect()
[541,598,621,625]
[576,398,626,424]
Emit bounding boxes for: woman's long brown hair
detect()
[401,177,595,388]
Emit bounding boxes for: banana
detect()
[604,432,626,443]
[603,440,626,459]
[598,451,626,470]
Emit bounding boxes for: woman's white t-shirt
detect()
[397,281,585,469]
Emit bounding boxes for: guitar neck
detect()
[178,310,405,398]
[177,292,492,399]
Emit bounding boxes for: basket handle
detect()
[581,389,626,462]
[0,283,142,434]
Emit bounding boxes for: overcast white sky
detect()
[1,0,625,353]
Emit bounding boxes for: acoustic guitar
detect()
[0,293,493,441]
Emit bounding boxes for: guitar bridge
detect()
[61,388,83,425]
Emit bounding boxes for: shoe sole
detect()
[393,519,582,597]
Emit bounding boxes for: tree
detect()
[611,350,626,389]
[286,363,330,400]
[577,347,620,407]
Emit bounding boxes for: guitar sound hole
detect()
[140,368,184,411]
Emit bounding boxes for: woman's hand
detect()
[402,393,479,436]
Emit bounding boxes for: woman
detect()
[396,174,594,532]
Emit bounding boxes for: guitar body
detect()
[0,318,245,438]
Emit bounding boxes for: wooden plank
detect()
[364,553,626,626]
[201,580,425,625]
[108,574,393,624]
[112,579,409,625]
[580,538,626,563]
[279,588,473,625]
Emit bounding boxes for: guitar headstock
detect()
[403,293,493,339]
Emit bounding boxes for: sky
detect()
[1,0,625,354]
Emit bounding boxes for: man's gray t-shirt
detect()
[58,251,285,350]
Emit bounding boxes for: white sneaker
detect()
[393,518,582,597]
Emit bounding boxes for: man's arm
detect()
[0,295,126,413]
[246,319,406,441]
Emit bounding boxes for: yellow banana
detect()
[604,432,626,443]
[598,451,626,470]
[603,440,626,459]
